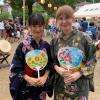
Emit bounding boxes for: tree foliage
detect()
[0,12,9,21]
[32,2,48,22]
[8,0,100,18]
[8,0,78,16]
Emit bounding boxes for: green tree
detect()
[39,0,79,16]
[8,0,36,16]
[32,2,48,22]
[0,12,9,21]
[6,0,100,17]
[8,0,78,17]
[11,9,23,19]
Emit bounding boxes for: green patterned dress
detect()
[50,29,97,100]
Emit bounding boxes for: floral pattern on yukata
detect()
[51,29,97,100]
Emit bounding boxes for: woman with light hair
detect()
[50,5,97,100]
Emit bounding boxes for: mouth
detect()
[62,24,70,28]
[61,24,67,26]
[35,32,41,34]
[62,25,66,27]
[61,25,67,28]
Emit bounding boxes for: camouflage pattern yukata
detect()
[50,29,97,100]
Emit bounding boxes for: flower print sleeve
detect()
[79,33,97,77]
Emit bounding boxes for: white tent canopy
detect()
[74,3,100,17]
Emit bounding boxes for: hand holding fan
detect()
[25,50,48,78]
[57,47,83,75]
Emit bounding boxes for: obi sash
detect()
[25,64,45,78]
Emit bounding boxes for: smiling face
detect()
[28,13,45,39]
[56,5,74,35]
[30,25,44,39]
[56,15,74,34]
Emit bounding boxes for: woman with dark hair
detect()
[80,17,88,32]
[9,13,52,100]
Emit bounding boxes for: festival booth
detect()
[74,3,100,28]
[74,3,100,17]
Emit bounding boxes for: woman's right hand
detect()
[54,65,67,77]
[54,65,73,78]
[24,75,39,87]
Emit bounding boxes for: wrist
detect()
[54,65,59,70]
[44,70,49,79]
[23,74,31,82]
[78,70,83,76]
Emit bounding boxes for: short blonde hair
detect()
[56,5,74,19]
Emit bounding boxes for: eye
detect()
[59,17,63,20]
[39,25,43,27]
[32,25,36,27]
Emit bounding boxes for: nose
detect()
[35,26,40,31]
[62,18,66,24]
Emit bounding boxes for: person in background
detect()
[72,19,80,30]
[96,24,100,58]
[86,22,97,40]
[0,20,5,38]
[9,13,52,100]
[50,5,97,100]
[5,21,12,40]
[97,24,100,41]
[15,28,21,42]
[80,17,88,32]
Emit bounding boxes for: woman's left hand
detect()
[37,70,49,86]
[64,71,82,84]
[37,75,48,86]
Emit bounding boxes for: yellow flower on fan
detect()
[27,57,32,64]
[41,52,46,58]
[34,56,40,62]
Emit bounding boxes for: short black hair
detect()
[89,22,94,26]
[28,13,45,26]
[82,17,86,21]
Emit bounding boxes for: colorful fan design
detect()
[25,50,48,77]
[58,47,83,72]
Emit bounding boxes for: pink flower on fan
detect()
[65,56,71,62]
[59,52,64,58]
